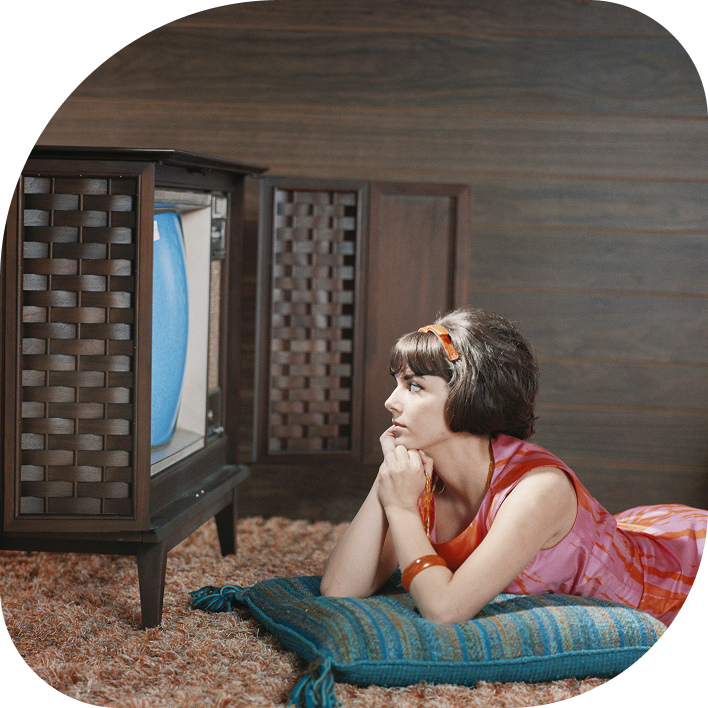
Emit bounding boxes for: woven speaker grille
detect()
[268,189,358,453]
[19,175,137,515]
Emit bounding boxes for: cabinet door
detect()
[361,181,472,463]
[2,159,154,533]
[254,177,471,466]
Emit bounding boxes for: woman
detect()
[320,307,707,626]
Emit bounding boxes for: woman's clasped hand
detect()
[376,428,432,514]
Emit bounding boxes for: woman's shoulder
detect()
[491,434,571,486]
[488,434,611,528]
[486,435,585,522]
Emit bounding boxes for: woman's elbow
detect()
[319,573,367,598]
[320,583,372,599]
[319,576,345,598]
[420,606,465,625]
[417,597,482,625]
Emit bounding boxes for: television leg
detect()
[215,490,237,556]
[137,541,168,629]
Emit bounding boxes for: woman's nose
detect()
[384,387,400,413]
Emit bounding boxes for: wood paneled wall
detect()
[37,0,708,519]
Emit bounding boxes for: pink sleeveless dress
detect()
[424,434,707,626]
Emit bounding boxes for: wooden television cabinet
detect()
[1,146,266,628]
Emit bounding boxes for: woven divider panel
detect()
[19,176,137,516]
[268,189,358,453]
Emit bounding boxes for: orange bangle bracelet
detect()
[401,554,449,592]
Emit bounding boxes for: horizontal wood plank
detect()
[73,27,703,116]
[40,101,708,181]
[172,0,670,38]
[538,360,708,410]
[238,457,708,520]
[473,177,708,232]
[559,461,708,514]
[469,228,708,295]
[533,406,708,468]
[462,289,708,364]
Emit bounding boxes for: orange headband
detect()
[418,324,459,361]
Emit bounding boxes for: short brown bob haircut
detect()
[389,307,539,440]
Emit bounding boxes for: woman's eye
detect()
[409,382,422,392]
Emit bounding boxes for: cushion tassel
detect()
[288,657,340,708]
[189,584,245,613]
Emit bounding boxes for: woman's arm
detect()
[380,456,577,624]
[319,477,399,597]
[319,429,402,598]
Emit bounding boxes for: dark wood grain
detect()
[533,406,708,469]
[40,101,708,181]
[468,228,708,295]
[472,177,708,232]
[172,0,669,38]
[463,289,708,364]
[567,461,708,515]
[73,28,703,116]
[538,359,708,410]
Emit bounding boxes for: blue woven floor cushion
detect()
[190,573,665,691]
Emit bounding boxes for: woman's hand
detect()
[377,437,434,513]
[379,426,398,457]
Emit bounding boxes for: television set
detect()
[1,146,267,627]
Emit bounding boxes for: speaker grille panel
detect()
[19,175,137,516]
[267,189,358,454]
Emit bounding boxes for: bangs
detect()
[388,332,453,380]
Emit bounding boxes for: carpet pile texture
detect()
[1,516,609,706]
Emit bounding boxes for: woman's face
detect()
[384,368,454,453]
